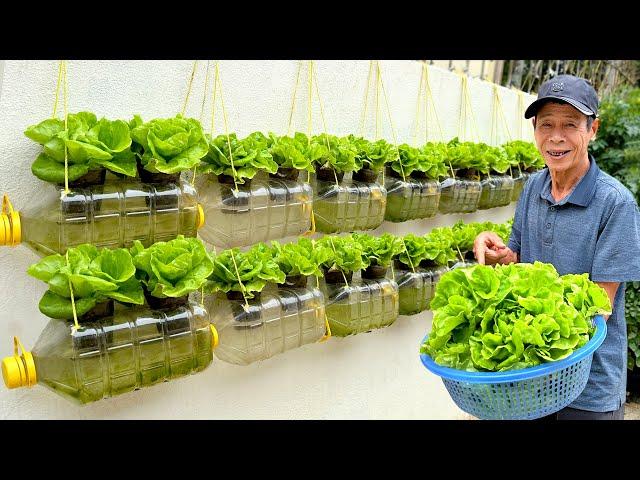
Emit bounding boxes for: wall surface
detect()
[0,61,535,419]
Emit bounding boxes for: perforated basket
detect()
[419,315,607,420]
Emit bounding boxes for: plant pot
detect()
[78,299,114,323]
[419,258,439,268]
[352,167,378,183]
[143,288,189,310]
[456,168,480,180]
[137,157,181,184]
[464,250,476,261]
[57,168,106,189]
[316,166,344,183]
[283,274,308,288]
[323,268,353,284]
[269,167,300,181]
[410,170,428,179]
[362,264,388,279]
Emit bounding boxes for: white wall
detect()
[0,61,535,419]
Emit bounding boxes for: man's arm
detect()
[595,281,619,321]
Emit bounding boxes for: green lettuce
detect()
[205,243,285,298]
[25,112,137,182]
[316,234,364,273]
[271,238,332,278]
[27,244,143,320]
[352,232,404,268]
[130,114,208,174]
[421,261,612,372]
[130,235,213,298]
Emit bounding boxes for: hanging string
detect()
[287,62,303,137]
[493,84,513,143]
[213,62,239,194]
[193,60,212,184]
[375,60,380,140]
[65,250,80,330]
[181,60,198,117]
[359,61,374,138]
[401,238,416,273]
[412,62,426,147]
[377,61,402,184]
[52,61,64,119]
[61,61,70,196]
[229,249,250,312]
[328,236,350,287]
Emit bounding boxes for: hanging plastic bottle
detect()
[321,269,399,337]
[195,172,313,248]
[312,170,386,234]
[384,167,441,222]
[393,260,449,316]
[478,174,515,210]
[1,302,214,405]
[0,182,204,256]
[438,175,482,214]
[201,280,326,365]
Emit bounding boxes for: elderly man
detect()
[473,74,640,420]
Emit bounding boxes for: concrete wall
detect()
[0,61,535,419]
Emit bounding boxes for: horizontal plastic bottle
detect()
[393,261,449,316]
[195,172,313,248]
[438,177,482,214]
[321,270,399,337]
[1,302,214,405]
[1,181,204,256]
[384,169,441,222]
[478,174,515,210]
[312,172,387,234]
[511,170,533,202]
[201,280,326,365]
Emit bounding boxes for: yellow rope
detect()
[229,249,250,311]
[181,60,198,117]
[61,61,69,196]
[307,60,313,140]
[287,62,302,137]
[493,85,513,143]
[424,65,445,142]
[311,62,340,188]
[412,62,426,147]
[377,61,405,182]
[210,61,218,137]
[214,63,239,194]
[65,250,79,330]
[52,61,63,119]
[401,238,416,273]
[328,236,350,287]
[199,60,211,123]
[517,90,525,140]
[317,273,332,342]
[375,60,380,140]
[360,61,374,138]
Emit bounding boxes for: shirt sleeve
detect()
[508,182,528,255]
[591,200,640,282]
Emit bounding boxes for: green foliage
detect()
[421,262,611,372]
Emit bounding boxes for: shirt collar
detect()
[540,154,599,207]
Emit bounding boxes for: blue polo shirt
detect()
[508,155,640,411]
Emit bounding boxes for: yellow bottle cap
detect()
[209,324,219,350]
[2,337,36,389]
[196,204,205,229]
[1,194,21,247]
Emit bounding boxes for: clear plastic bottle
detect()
[321,272,399,337]
[384,171,440,222]
[312,173,387,234]
[511,170,533,202]
[478,174,515,210]
[438,177,482,214]
[393,262,449,316]
[195,173,313,248]
[1,302,214,405]
[1,181,203,256]
[201,282,326,365]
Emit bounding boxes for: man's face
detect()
[533,102,599,174]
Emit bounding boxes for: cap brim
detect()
[524,95,595,119]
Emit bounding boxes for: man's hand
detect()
[473,231,518,265]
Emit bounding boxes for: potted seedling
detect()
[27,244,144,322]
[129,235,213,310]
[129,114,208,184]
[25,112,137,189]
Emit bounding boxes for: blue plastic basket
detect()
[419,315,607,420]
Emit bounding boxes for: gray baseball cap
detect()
[524,74,599,119]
